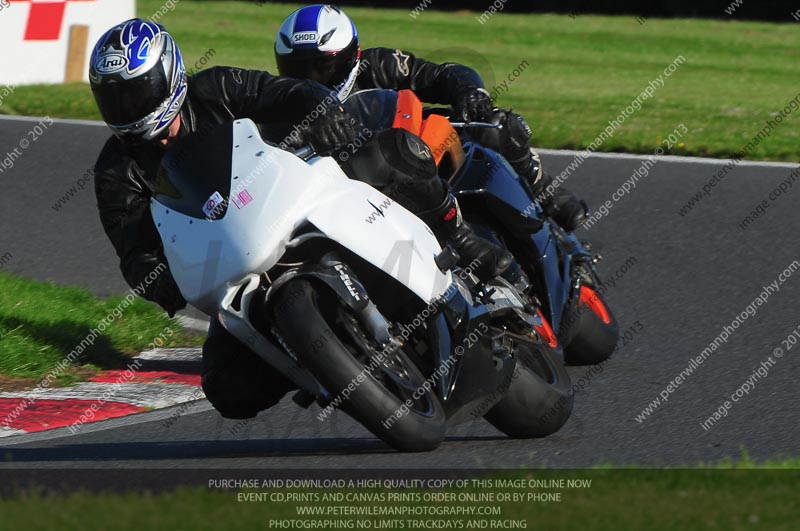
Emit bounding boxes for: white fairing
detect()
[152,119,452,317]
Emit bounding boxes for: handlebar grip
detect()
[291,145,316,161]
[450,122,503,130]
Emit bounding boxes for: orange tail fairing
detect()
[392,90,466,177]
[392,89,424,136]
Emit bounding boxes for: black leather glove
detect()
[472,109,532,160]
[149,272,187,318]
[303,105,357,153]
[500,110,534,161]
[453,88,494,122]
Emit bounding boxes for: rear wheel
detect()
[562,285,619,366]
[271,279,446,452]
[484,327,573,438]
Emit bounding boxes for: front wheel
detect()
[271,279,446,452]
[562,285,619,366]
[483,334,573,438]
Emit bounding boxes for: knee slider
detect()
[342,128,437,189]
[201,355,288,420]
[379,128,438,182]
[202,370,264,419]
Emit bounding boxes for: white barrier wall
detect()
[0,0,136,85]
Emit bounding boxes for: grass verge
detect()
[0,272,202,387]
[1,2,799,161]
[0,458,798,530]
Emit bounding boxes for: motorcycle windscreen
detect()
[343,89,398,132]
[155,123,234,220]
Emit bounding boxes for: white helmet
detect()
[275,4,360,100]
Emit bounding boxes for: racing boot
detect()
[476,110,589,232]
[419,192,513,282]
[503,118,589,232]
[524,158,589,233]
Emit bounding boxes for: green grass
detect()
[2,2,800,161]
[0,272,201,386]
[0,82,99,123]
[1,461,799,530]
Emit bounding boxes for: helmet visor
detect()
[92,67,169,127]
[277,42,358,89]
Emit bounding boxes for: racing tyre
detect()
[271,279,446,452]
[562,285,619,365]
[484,331,573,438]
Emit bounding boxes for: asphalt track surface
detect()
[1,117,799,478]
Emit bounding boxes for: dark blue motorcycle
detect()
[449,139,619,365]
[344,88,618,366]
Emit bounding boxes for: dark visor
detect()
[92,67,169,127]
[277,43,358,89]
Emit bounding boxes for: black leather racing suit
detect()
[354,48,538,184]
[94,66,444,419]
[95,67,343,316]
[353,48,585,231]
[355,48,484,104]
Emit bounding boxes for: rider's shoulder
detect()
[363,47,416,59]
[189,66,243,86]
[94,134,157,177]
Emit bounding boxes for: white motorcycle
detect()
[151,115,572,452]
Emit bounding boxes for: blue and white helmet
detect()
[275,5,361,100]
[89,19,187,141]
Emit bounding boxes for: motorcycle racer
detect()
[274,4,589,231]
[90,19,509,420]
